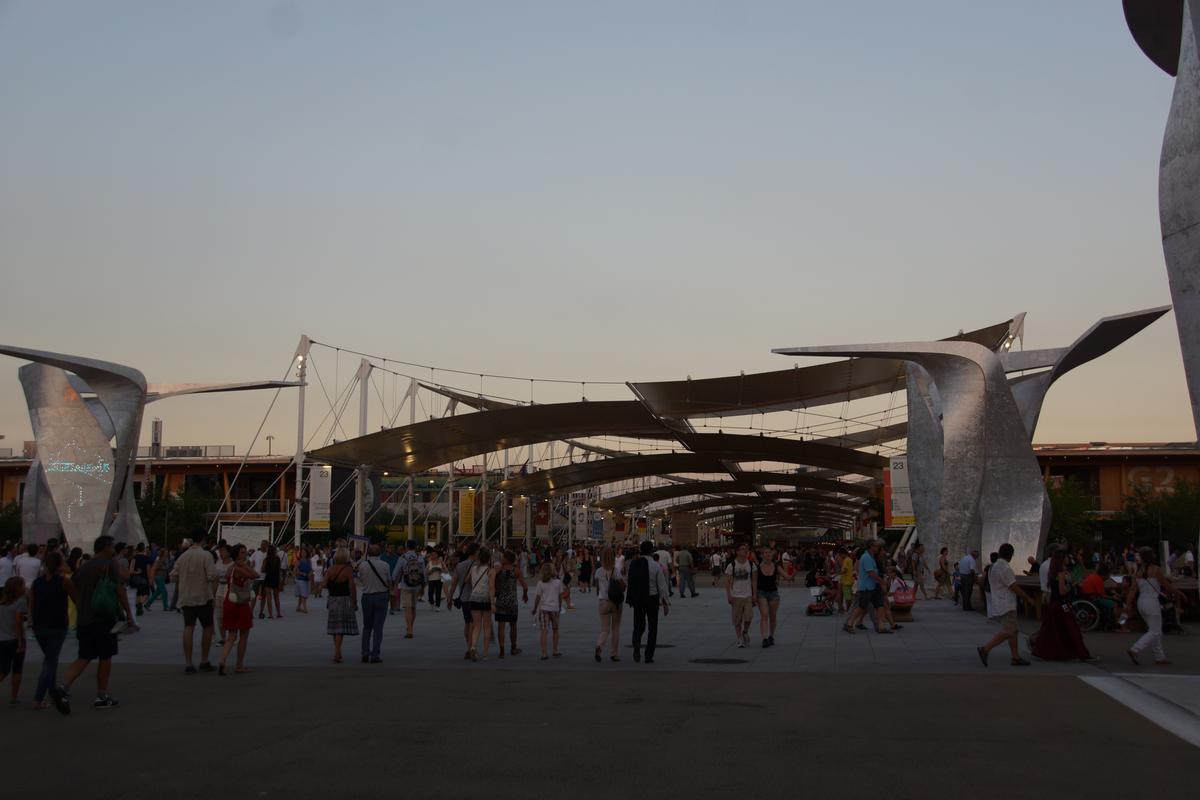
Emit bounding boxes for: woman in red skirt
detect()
[1031,549,1095,662]
[219,545,258,675]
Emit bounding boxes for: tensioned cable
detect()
[309,340,626,386]
[204,355,295,540]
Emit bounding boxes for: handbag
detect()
[606,569,625,606]
[892,580,916,605]
[226,570,252,605]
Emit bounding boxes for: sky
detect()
[0,0,1192,457]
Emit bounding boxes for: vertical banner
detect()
[535,500,550,539]
[425,520,440,544]
[635,517,647,540]
[573,505,587,536]
[885,456,915,527]
[614,515,627,538]
[308,465,331,530]
[458,488,476,536]
[511,496,528,538]
[591,512,604,541]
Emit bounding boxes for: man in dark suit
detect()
[627,541,669,663]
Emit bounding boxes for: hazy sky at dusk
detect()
[0,1,1191,456]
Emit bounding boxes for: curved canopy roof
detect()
[678,432,887,478]
[629,319,1014,418]
[595,480,867,511]
[309,400,673,473]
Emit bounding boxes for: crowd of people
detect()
[0,532,1194,712]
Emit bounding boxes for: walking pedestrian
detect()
[171,536,217,674]
[933,547,951,600]
[627,542,669,664]
[594,546,623,662]
[321,547,359,663]
[218,544,257,675]
[0,575,27,705]
[294,546,312,613]
[532,562,564,660]
[976,543,1033,667]
[29,551,74,709]
[911,543,929,600]
[843,540,889,635]
[465,547,494,661]
[447,542,479,658]
[958,550,979,611]
[725,543,757,647]
[145,547,170,611]
[427,550,445,610]
[492,550,527,658]
[130,543,151,616]
[358,544,391,664]
[50,535,124,713]
[676,545,698,598]
[1126,547,1174,666]
[391,540,426,638]
[1030,549,1094,662]
[756,547,781,647]
[258,544,282,620]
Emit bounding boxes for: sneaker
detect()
[768,636,775,646]
[762,639,769,648]
[736,641,746,649]
[50,685,71,716]
[198,662,215,673]
[369,656,383,664]
[94,695,119,709]
[742,631,750,647]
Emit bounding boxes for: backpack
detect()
[606,569,625,606]
[90,563,121,623]
[402,554,424,588]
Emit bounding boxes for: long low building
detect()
[2,441,1198,539]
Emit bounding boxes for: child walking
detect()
[532,563,564,660]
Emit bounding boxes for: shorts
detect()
[77,621,119,661]
[0,640,25,675]
[399,589,420,610]
[468,601,492,612]
[856,587,883,610]
[182,601,214,629]
[295,577,310,598]
[599,599,622,617]
[538,611,560,631]
[758,590,780,603]
[731,596,754,627]
[994,610,1018,635]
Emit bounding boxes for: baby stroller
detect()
[806,575,836,616]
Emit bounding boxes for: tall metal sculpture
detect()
[773,307,1168,565]
[1125,0,1200,438]
[1,344,295,552]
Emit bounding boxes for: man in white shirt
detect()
[171,537,217,673]
[249,540,268,601]
[13,544,42,588]
[977,543,1034,667]
[958,550,979,612]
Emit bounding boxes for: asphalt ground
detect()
[5,584,1196,798]
[5,666,1194,799]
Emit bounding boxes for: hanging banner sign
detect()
[308,465,331,530]
[511,497,528,537]
[535,500,550,539]
[884,456,915,527]
[635,517,647,539]
[591,513,604,540]
[573,505,588,534]
[458,488,476,536]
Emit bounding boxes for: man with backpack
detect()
[390,540,426,639]
[626,541,670,664]
[51,535,122,713]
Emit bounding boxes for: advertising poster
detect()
[308,465,331,530]
[511,496,528,537]
[885,456,915,527]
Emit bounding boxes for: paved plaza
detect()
[7,585,1198,798]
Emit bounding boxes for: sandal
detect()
[842,625,856,634]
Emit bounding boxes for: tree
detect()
[1046,477,1097,549]
[0,501,20,542]
[1119,479,1200,549]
